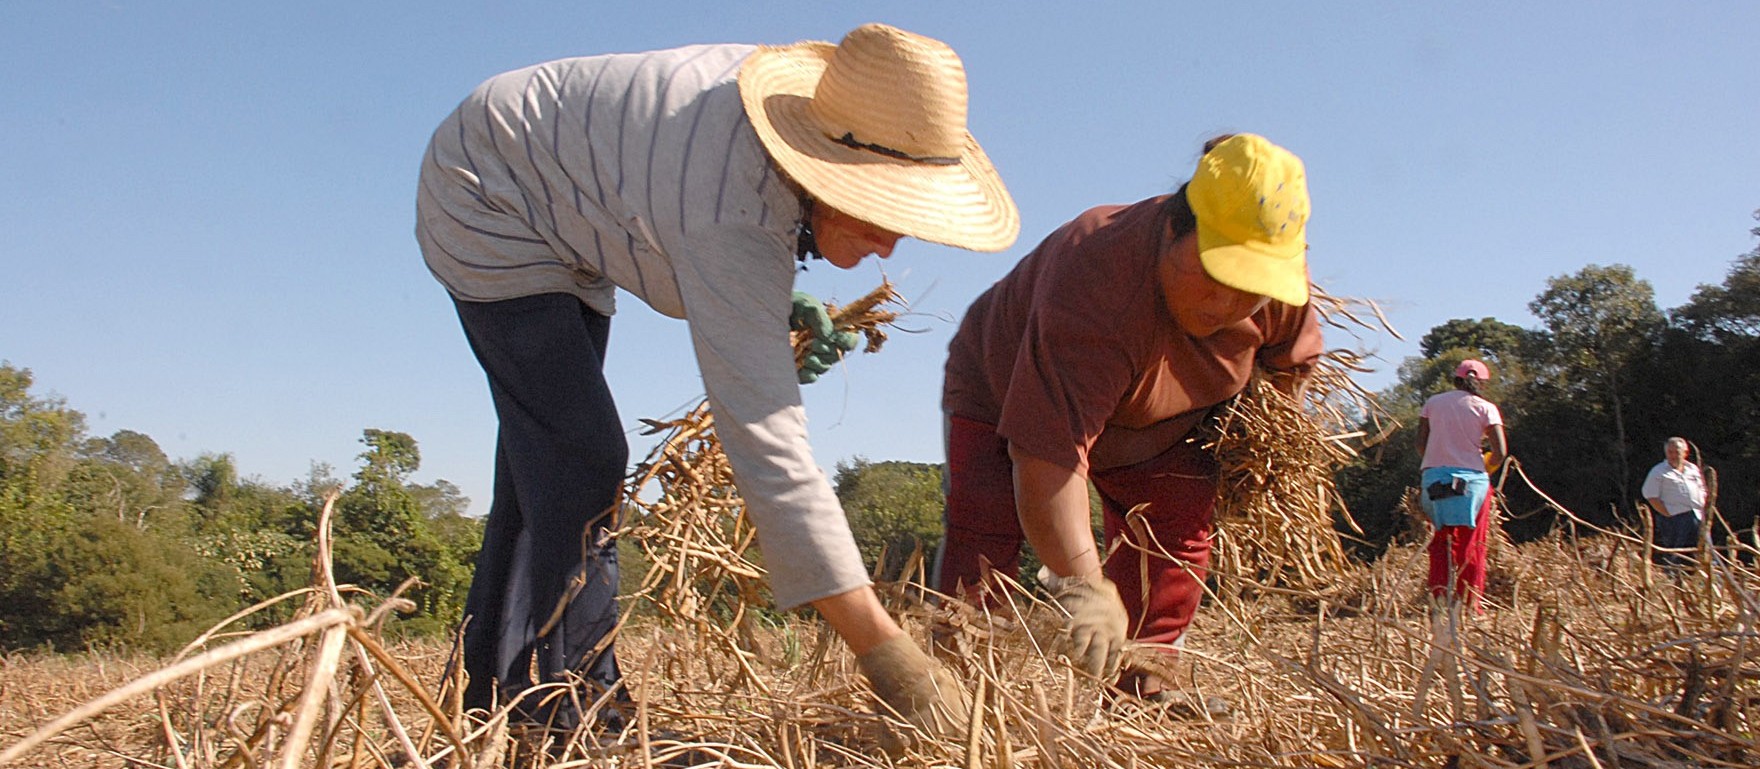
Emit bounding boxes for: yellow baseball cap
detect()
[1187,134,1310,306]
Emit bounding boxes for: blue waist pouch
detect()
[1419,466,1489,528]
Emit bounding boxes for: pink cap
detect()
[1455,359,1490,380]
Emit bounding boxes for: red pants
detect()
[1426,490,1493,608]
[934,415,1217,651]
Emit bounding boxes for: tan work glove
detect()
[857,635,971,749]
[1042,569,1130,679]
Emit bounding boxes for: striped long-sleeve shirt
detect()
[415,43,871,610]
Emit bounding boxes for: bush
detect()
[35,516,238,653]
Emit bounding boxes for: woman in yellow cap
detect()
[935,134,1323,709]
[416,23,1016,739]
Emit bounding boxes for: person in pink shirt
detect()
[1415,359,1508,609]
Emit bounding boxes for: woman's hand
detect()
[789,291,859,383]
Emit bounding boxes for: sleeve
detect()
[1256,302,1325,374]
[1483,401,1504,427]
[1419,394,1435,421]
[670,222,872,610]
[1640,464,1663,499]
[993,266,1138,474]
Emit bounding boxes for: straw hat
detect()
[739,23,1019,253]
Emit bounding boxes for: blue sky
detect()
[3,2,1756,515]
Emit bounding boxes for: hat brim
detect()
[739,42,1019,253]
[1196,226,1311,307]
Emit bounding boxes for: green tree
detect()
[62,430,187,532]
[0,365,489,649]
[1343,221,1760,552]
[184,452,240,510]
[37,516,236,652]
[330,429,478,635]
[1674,210,1760,342]
[187,477,312,617]
[1528,264,1664,514]
[835,458,945,582]
[0,366,238,650]
[409,478,470,519]
[0,363,86,497]
[0,364,87,643]
[1419,317,1536,363]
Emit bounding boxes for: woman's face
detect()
[812,205,902,269]
[1160,234,1271,338]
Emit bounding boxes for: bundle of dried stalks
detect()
[788,282,904,364]
[617,281,905,686]
[1195,289,1399,594]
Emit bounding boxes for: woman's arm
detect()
[1008,446,1100,579]
[1484,423,1508,470]
[1009,443,1128,679]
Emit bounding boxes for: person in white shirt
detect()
[416,23,1018,737]
[1641,437,1708,569]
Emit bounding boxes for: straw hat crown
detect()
[807,25,969,160]
[739,23,1019,253]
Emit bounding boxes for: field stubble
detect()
[3,528,1756,768]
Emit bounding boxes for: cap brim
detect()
[1196,224,1310,307]
[739,42,1020,252]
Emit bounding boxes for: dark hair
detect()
[1202,133,1238,153]
[793,193,822,268]
[1164,134,1238,239]
[1165,185,1196,238]
[1453,375,1482,395]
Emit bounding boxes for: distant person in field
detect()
[1642,437,1707,570]
[415,23,1018,737]
[934,134,1324,708]
[1416,359,1508,610]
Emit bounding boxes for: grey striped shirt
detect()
[415,43,871,609]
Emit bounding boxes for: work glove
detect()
[1041,569,1130,680]
[789,291,859,384]
[857,635,971,752]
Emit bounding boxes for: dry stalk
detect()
[1194,288,1397,596]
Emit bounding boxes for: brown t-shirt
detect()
[944,195,1324,473]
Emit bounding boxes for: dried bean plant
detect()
[1195,288,1399,596]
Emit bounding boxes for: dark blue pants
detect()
[453,293,626,723]
[1651,510,1700,569]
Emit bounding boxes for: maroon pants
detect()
[934,415,1217,651]
[1426,490,1494,609]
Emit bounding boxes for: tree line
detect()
[0,373,481,652]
